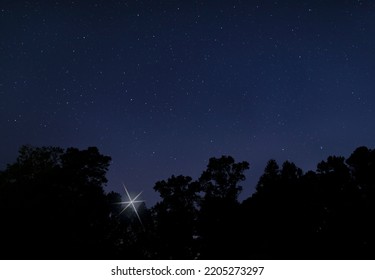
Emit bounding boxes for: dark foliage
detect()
[1,145,375,259]
[0,146,113,259]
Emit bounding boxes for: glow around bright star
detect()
[114,184,145,227]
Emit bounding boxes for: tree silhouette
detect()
[197,156,249,259]
[346,147,375,256]
[314,155,362,258]
[242,159,306,258]
[0,145,112,259]
[1,145,375,259]
[152,175,200,259]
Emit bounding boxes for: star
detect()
[114,184,145,228]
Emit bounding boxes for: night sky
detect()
[1,1,375,206]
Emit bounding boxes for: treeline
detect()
[0,145,374,259]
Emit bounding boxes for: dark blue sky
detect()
[1,1,375,206]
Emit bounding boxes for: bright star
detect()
[114,184,144,228]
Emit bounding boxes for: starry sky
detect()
[1,1,375,206]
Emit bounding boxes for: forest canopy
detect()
[0,145,374,259]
